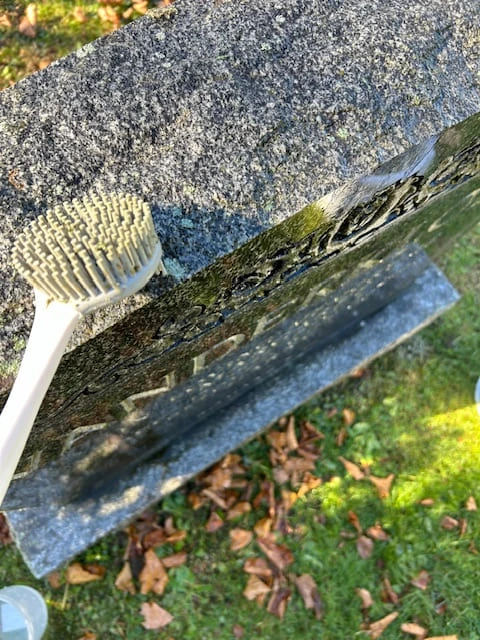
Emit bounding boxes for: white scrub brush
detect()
[0,191,165,506]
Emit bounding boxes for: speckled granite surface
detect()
[0,0,479,385]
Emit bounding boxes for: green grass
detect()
[1,6,480,639]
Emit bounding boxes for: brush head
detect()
[12,192,165,314]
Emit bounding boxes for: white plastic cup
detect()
[0,586,48,640]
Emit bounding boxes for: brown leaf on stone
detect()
[348,511,363,534]
[243,574,272,600]
[411,569,430,591]
[18,3,37,38]
[230,528,253,551]
[115,561,136,594]
[441,515,459,530]
[466,495,477,511]
[401,622,428,637]
[256,537,294,571]
[380,577,399,604]
[161,551,188,568]
[227,501,252,520]
[357,535,374,559]
[419,498,435,507]
[232,624,244,638]
[205,511,224,532]
[339,457,365,480]
[266,586,291,619]
[366,524,390,541]
[367,611,399,639]
[254,517,273,538]
[355,587,374,609]
[66,563,105,584]
[243,557,273,581]
[342,407,356,426]
[369,473,395,499]
[295,574,324,619]
[139,549,169,595]
[140,602,173,630]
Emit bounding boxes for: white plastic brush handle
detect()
[0,291,81,506]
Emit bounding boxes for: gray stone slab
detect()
[5,250,458,577]
[1,0,479,377]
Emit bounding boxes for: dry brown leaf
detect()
[367,611,399,639]
[381,577,399,604]
[366,524,389,541]
[273,467,290,484]
[77,633,97,640]
[297,472,322,498]
[355,587,374,609]
[411,569,430,591]
[300,420,325,443]
[18,3,37,37]
[369,474,395,499]
[205,511,224,533]
[243,557,273,580]
[281,489,298,511]
[294,574,323,619]
[97,5,120,26]
[142,528,167,549]
[140,602,173,630]
[466,495,477,511]
[256,537,294,571]
[357,535,374,559]
[132,0,149,13]
[419,498,435,507]
[47,571,61,589]
[115,561,136,594]
[230,528,253,551]
[459,518,467,536]
[66,563,105,585]
[254,517,273,538]
[166,529,187,543]
[232,623,244,638]
[339,457,365,480]
[285,415,299,450]
[401,622,428,637]
[72,6,87,22]
[342,407,356,426]
[161,551,187,568]
[227,501,252,520]
[139,549,168,595]
[266,586,291,619]
[348,511,363,534]
[267,430,287,452]
[336,426,348,447]
[424,636,458,640]
[0,13,12,27]
[441,516,459,530]
[284,456,315,474]
[243,574,272,600]
[188,492,206,510]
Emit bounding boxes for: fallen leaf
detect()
[401,622,428,637]
[297,472,322,498]
[205,512,224,532]
[357,535,374,559]
[366,524,389,541]
[459,518,467,536]
[0,13,12,27]
[188,492,206,510]
[348,511,363,534]
[267,430,287,452]
[142,528,167,549]
[285,415,299,450]
[253,517,273,538]
[66,563,105,585]
[273,467,290,484]
[355,587,374,609]
[115,562,136,594]
[336,426,348,446]
[294,574,323,619]
[72,6,87,22]
[424,636,458,640]
[243,557,273,580]
[283,456,315,474]
[466,495,477,511]
[139,549,169,595]
[342,407,356,426]
[419,498,435,507]
[140,602,173,630]
[232,624,244,638]
[281,489,298,510]
[230,528,253,551]
[161,552,188,568]
[243,574,272,600]
[77,633,96,640]
[18,3,37,37]
[339,457,365,480]
[266,585,291,619]
[97,5,120,27]
[441,516,459,530]
[367,611,399,639]
[47,571,61,589]
[411,569,430,591]
[381,577,399,604]
[166,529,187,543]
[369,474,395,499]
[256,537,294,571]
[227,501,252,520]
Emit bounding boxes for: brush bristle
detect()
[12,192,162,307]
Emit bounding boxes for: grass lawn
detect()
[1,4,480,639]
